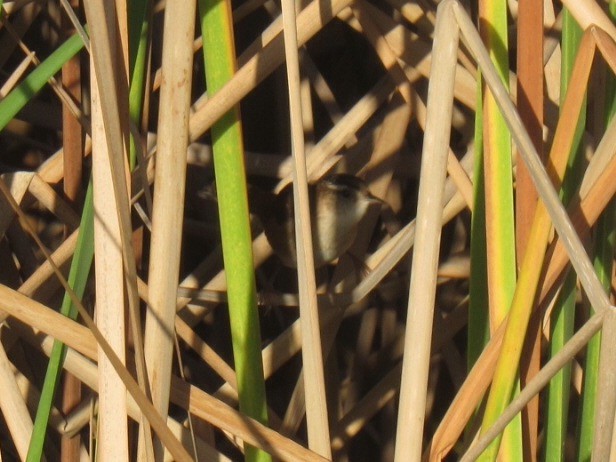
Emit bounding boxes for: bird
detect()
[250,174,381,268]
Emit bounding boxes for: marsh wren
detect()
[251,174,381,268]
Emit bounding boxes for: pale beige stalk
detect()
[88,5,131,458]
[82,0,156,455]
[0,287,96,360]
[140,0,196,459]
[91,64,129,461]
[393,2,458,460]
[280,0,331,455]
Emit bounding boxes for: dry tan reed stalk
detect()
[85,3,134,457]
[83,0,195,456]
[28,174,80,227]
[91,66,130,460]
[393,2,459,459]
[280,0,332,455]
[140,0,197,458]
[0,286,97,360]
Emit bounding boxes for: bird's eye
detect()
[339,186,352,198]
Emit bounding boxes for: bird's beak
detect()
[367,193,384,207]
